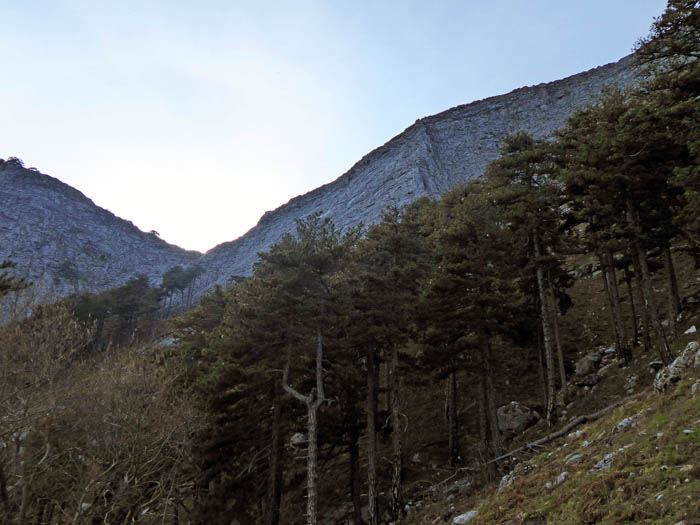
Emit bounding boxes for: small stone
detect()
[691,380,700,396]
[684,325,696,334]
[660,465,668,471]
[679,464,693,472]
[615,417,634,432]
[683,429,695,435]
[565,454,583,465]
[80,503,91,512]
[656,493,664,501]
[545,481,553,490]
[589,452,616,473]
[583,440,591,447]
[649,361,664,371]
[567,430,583,439]
[657,432,664,439]
[554,471,568,485]
[498,472,514,492]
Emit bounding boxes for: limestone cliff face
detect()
[0,56,636,299]
[200,56,636,289]
[0,162,200,299]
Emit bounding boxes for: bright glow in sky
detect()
[2,0,667,253]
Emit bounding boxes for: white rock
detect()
[615,417,634,432]
[691,380,700,396]
[565,454,583,465]
[554,471,568,486]
[654,341,699,392]
[453,510,478,523]
[498,472,514,492]
[684,325,697,334]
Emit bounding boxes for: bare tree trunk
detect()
[663,244,681,337]
[282,331,326,525]
[605,250,631,363]
[623,265,640,347]
[600,253,622,352]
[477,369,489,460]
[534,231,556,425]
[349,434,362,525]
[447,370,459,467]
[383,358,391,413]
[484,343,502,458]
[306,403,320,525]
[265,383,284,525]
[366,346,379,525]
[536,320,548,414]
[389,345,403,521]
[546,274,567,403]
[632,251,653,353]
[627,200,672,363]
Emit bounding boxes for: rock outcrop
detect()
[0,55,637,299]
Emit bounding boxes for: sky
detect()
[1,0,668,253]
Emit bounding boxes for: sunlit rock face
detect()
[0,56,635,298]
[0,162,200,300]
[200,56,636,288]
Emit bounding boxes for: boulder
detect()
[497,402,540,437]
[289,432,306,448]
[576,373,601,387]
[575,352,602,376]
[654,341,699,393]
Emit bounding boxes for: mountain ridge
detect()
[0,55,637,300]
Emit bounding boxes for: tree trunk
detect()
[536,320,548,414]
[662,244,681,337]
[547,274,567,403]
[477,369,489,461]
[605,250,631,363]
[389,345,403,521]
[447,370,459,467]
[265,383,284,525]
[534,231,556,425]
[623,265,640,347]
[383,358,391,413]
[600,253,622,352]
[0,460,8,510]
[366,346,379,525]
[484,343,502,458]
[349,434,362,525]
[627,200,672,363]
[282,331,326,525]
[306,401,320,525]
[632,250,653,353]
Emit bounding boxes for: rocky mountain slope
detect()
[0,55,636,298]
[0,162,200,299]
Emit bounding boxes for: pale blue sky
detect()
[2,1,667,252]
